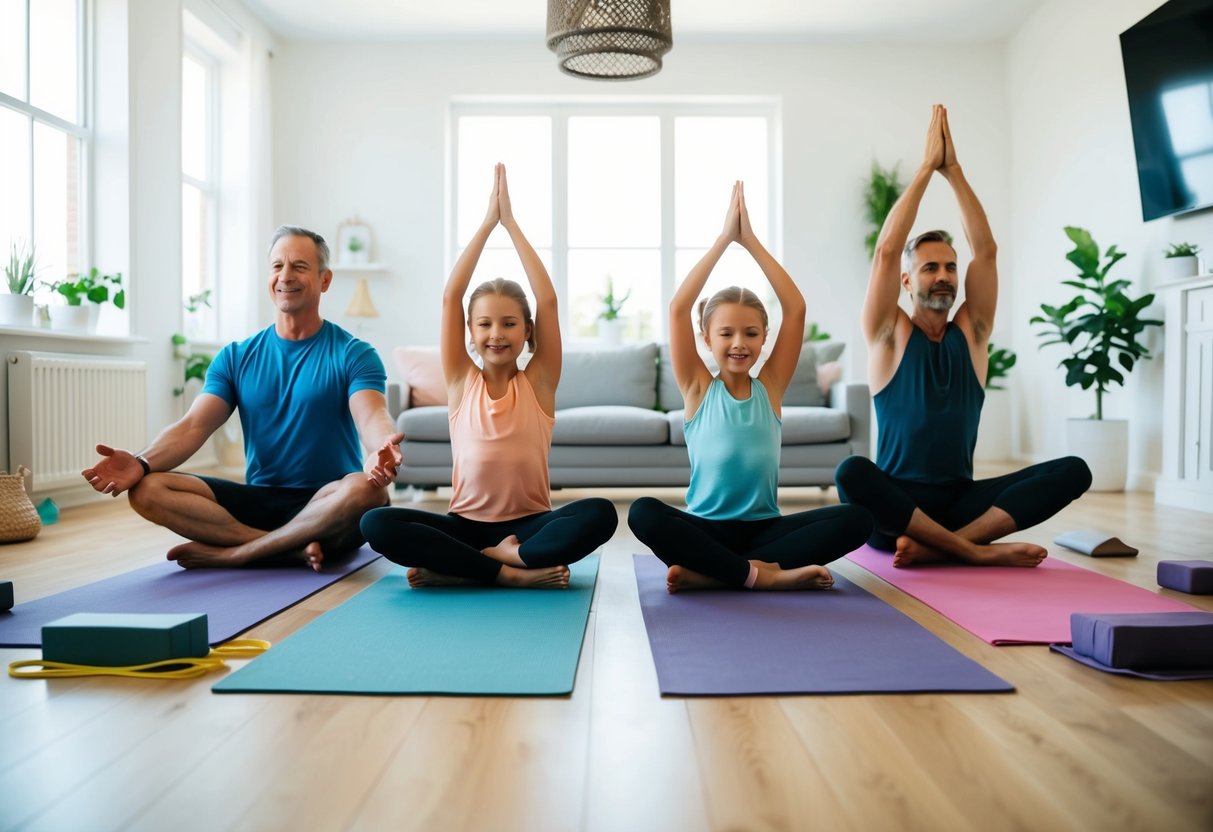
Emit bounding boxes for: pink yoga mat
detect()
[846,545,1197,645]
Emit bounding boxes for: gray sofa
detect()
[393,342,870,490]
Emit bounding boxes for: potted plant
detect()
[171,334,213,397]
[597,275,630,346]
[1161,242,1201,281]
[863,160,904,258]
[1030,226,1163,490]
[804,322,831,342]
[184,289,212,340]
[974,342,1017,463]
[50,268,125,332]
[2,241,38,327]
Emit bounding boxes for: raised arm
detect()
[499,165,561,410]
[670,182,740,414]
[741,183,804,401]
[442,164,501,400]
[940,107,998,350]
[82,393,232,496]
[862,105,944,350]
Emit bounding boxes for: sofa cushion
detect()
[558,344,658,410]
[658,341,846,410]
[666,406,850,446]
[553,406,669,445]
[785,342,846,406]
[393,347,447,407]
[399,405,452,441]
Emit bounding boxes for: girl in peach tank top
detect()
[360,164,616,588]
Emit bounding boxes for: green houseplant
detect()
[804,322,831,343]
[50,268,125,332]
[985,343,1016,391]
[863,160,904,258]
[2,241,39,326]
[597,275,630,346]
[1162,241,1202,280]
[171,334,213,397]
[1030,226,1163,490]
[974,342,1017,462]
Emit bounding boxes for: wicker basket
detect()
[0,466,41,543]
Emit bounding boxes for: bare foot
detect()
[167,541,248,569]
[893,535,949,567]
[666,565,728,593]
[407,567,474,587]
[750,561,835,591]
[481,534,526,567]
[893,535,1047,568]
[303,541,324,572]
[495,564,570,589]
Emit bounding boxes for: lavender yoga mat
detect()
[0,546,380,647]
[633,554,1012,695]
[847,545,1197,645]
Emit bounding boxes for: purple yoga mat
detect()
[633,554,1013,695]
[0,546,380,647]
[847,545,1197,645]
[1049,645,1213,681]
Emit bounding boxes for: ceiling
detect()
[239,0,1048,43]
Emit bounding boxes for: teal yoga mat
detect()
[213,555,598,696]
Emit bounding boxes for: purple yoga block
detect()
[1157,560,1213,594]
[1070,612,1213,670]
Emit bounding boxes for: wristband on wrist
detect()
[135,454,151,476]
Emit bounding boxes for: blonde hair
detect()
[467,278,535,351]
[697,285,768,335]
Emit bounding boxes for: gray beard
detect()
[918,288,956,311]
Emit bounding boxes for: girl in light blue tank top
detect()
[628,182,873,592]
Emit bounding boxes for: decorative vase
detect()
[0,294,34,327]
[598,317,624,347]
[974,388,1012,463]
[50,304,91,332]
[1066,417,1128,492]
[1160,255,1198,281]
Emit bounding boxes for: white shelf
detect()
[0,324,148,345]
[331,263,387,274]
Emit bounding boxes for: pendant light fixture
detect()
[546,0,672,81]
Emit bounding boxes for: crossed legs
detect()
[834,455,1093,567]
[128,472,388,570]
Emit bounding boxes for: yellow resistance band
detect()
[7,639,270,680]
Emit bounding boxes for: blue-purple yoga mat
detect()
[0,546,380,647]
[634,554,1013,695]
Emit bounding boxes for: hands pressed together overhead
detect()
[923,103,960,173]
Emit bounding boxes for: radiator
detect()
[8,351,148,491]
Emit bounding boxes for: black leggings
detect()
[359,498,618,582]
[627,497,874,588]
[833,455,1092,551]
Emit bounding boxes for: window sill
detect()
[0,324,149,345]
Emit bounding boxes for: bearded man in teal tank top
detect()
[834,105,1091,568]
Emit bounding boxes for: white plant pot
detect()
[1066,417,1128,492]
[1161,255,1198,281]
[598,317,624,347]
[0,294,34,327]
[50,304,92,332]
[974,388,1012,463]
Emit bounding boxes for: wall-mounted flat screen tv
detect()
[1120,0,1213,221]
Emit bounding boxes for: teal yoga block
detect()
[42,613,209,666]
[0,580,12,612]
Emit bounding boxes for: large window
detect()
[451,102,778,344]
[0,0,87,309]
[182,46,218,341]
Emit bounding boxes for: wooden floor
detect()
[1,480,1211,832]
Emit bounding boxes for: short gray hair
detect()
[268,226,330,273]
[902,229,955,272]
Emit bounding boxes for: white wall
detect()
[1006,0,1213,490]
[269,38,1011,388]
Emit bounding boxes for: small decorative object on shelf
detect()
[336,217,372,266]
[1161,241,1201,281]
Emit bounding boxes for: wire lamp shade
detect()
[547,0,672,81]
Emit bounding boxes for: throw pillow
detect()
[393,346,447,407]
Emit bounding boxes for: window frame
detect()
[448,98,782,343]
[181,41,221,343]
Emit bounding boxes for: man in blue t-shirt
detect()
[82,226,403,569]
[835,105,1090,568]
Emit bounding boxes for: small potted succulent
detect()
[597,275,631,346]
[1161,242,1201,281]
[2,241,38,327]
